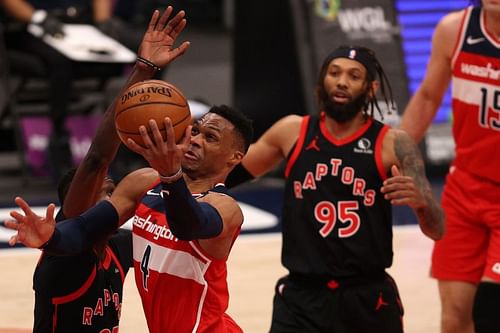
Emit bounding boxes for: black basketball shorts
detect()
[269,273,404,333]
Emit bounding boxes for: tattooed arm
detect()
[381,129,444,240]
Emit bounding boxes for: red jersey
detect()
[451,6,500,183]
[132,181,242,333]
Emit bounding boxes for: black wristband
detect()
[136,56,162,71]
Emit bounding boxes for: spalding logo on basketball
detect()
[115,79,191,147]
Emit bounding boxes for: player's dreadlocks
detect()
[316,45,395,120]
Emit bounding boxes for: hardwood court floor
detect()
[0,225,440,333]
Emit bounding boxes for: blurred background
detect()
[0,0,469,228]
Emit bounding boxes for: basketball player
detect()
[27,7,190,332]
[7,109,252,333]
[399,1,500,332]
[226,45,444,332]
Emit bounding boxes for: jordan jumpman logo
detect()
[305,136,320,151]
[375,292,389,310]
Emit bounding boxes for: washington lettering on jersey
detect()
[292,158,376,207]
[82,288,121,325]
[460,62,500,80]
[132,214,179,242]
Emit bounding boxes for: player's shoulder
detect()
[435,8,467,37]
[271,114,304,130]
[385,128,413,143]
[121,167,158,185]
[384,128,420,154]
[265,114,305,143]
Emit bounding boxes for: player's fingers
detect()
[164,10,185,35]
[9,210,26,223]
[163,117,176,147]
[391,165,401,177]
[46,204,56,222]
[14,196,34,217]
[170,17,187,39]
[383,175,413,186]
[148,119,165,146]
[147,9,160,33]
[384,189,415,201]
[389,197,411,206]
[8,234,18,246]
[381,181,415,193]
[169,41,190,61]
[157,6,173,31]
[139,124,155,148]
[179,125,192,147]
[126,138,147,155]
[4,219,19,231]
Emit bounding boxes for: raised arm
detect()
[380,129,444,240]
[63,6,190,217]
[1,0,35,23]
[399,11,462,142]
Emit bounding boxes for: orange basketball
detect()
[115,79,191,147]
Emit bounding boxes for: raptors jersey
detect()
[33,229,132,333]
[451,6,500,183]
[132,181,241,333]
[282,113,392,277]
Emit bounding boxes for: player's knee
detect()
[473,282,500,333]
[441,303,473,333]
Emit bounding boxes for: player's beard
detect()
[323,90,369,123]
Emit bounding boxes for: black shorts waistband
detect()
[288,271,387,290]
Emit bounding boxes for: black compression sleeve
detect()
[225,163,255,188]
[161,178,223,241]
[43,200,119,255]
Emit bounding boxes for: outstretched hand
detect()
[126,118,191,177]
[138,6,190,69]
[3,197,56,248]
[380,165,427,209]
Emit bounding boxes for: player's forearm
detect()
[415,192,445,240]
[92,0,112,23]
[161,177,223,240]
[399,90,440,143]
[43,201,119,255]
[89,64,157,164]
[1,0,35,22]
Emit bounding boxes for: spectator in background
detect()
[0,0,142,180]
[399,1,500,332]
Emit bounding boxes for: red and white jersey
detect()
[132,181,242,333]
[451,6,500,183]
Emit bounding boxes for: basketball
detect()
[115,80,191,147]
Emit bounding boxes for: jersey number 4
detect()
[141,245,152,291]
[314,200,360,238]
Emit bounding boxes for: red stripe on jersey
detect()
[451,8,469,66]
[285,116,310,178]
[374,125,390,180]
[101,247,112,269]
[106,247,126,282]
[320,114,373,146]
[52,266,97,304]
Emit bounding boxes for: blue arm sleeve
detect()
[161,178,223,241]
[43,200,119,255]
